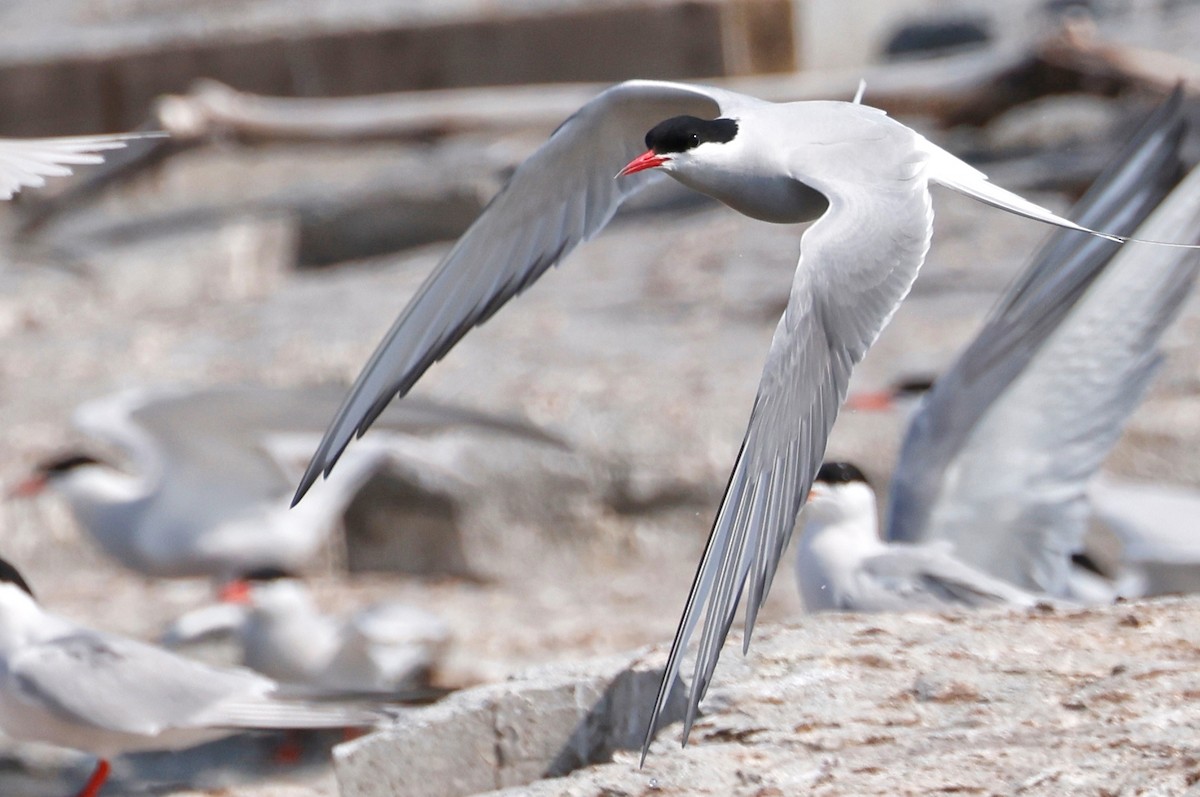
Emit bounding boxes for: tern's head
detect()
[846,375,936,413]
[617,115,740,177]
[0,556,35,602]
[0,556,41,650]
[9,452,107,498]
[805,461,876,523]
[220,567,307,612]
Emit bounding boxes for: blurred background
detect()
[2,0,1200,794]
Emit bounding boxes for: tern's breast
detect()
[672,171,829,225]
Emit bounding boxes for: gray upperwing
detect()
[643,119,937,759]
[10,631,271,736]
[294,80,738,504]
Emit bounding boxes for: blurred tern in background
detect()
[0,555,383,797]
[796,462,1039,612]
[1087,477,1200,595]
[12,385,558,579]
[883,90,1200,602]
[163,568,450,694]
[283,78,1200,758]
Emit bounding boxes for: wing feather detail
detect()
[642,143,936,760]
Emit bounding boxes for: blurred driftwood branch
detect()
[18,24,1200,251]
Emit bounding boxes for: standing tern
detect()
[796,462,1039,612]
[285,80,1198,758]
[885,90,1200,602]
[0,556,383,797]
[164,569,450,694]
[13,385,558,579]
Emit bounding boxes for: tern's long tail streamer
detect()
[923,141,1200,250]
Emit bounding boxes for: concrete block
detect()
[333,651,686,797]
[494,674,609,788]
[336,690,499,797]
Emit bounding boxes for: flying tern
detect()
[13,385,556,579]
[163,569,450,694]
[0,556,383,797]
[884,90,1200,602]
[796,462,1039,612]
[284,79,1198,758]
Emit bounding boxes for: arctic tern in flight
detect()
[285,79,1199,759]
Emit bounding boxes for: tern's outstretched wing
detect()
[642,108,936,759]
[887,91,1186,550]
[294,80,745,503]
[885,94,1200,597]
[0,133,161,200]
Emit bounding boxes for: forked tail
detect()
[922,141,1200,250]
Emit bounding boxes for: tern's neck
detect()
[242,587,339,682]
[0,587,69,652]
[796,485,882,611]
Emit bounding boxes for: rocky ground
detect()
[340,596,1200,797]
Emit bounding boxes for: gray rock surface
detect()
[342,597,1200,797]
[336,653,685,797]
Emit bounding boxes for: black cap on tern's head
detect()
[37,452,105,476]
[241,567,298,583]
[9,452,106,499]
[814,461,870,487]
[219,567,299,603]
[644,115,739,154]
[0,556,35,600]
[895,375,936,397]
[617,116,740,178]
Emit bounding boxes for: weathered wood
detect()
[1038,17,1200,96]
[0,0,795,137]
[146,45,1032,146]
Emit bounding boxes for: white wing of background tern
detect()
[888,92,1200,596]
[886,90,1187,550]
[0,134,162,200]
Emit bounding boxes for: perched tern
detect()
[0,556,383,797]
[164,569,450,694]
[796,462,1038,612]
[884,91,1200,601]
[14,385,555,579]
[284,79,1198,757]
